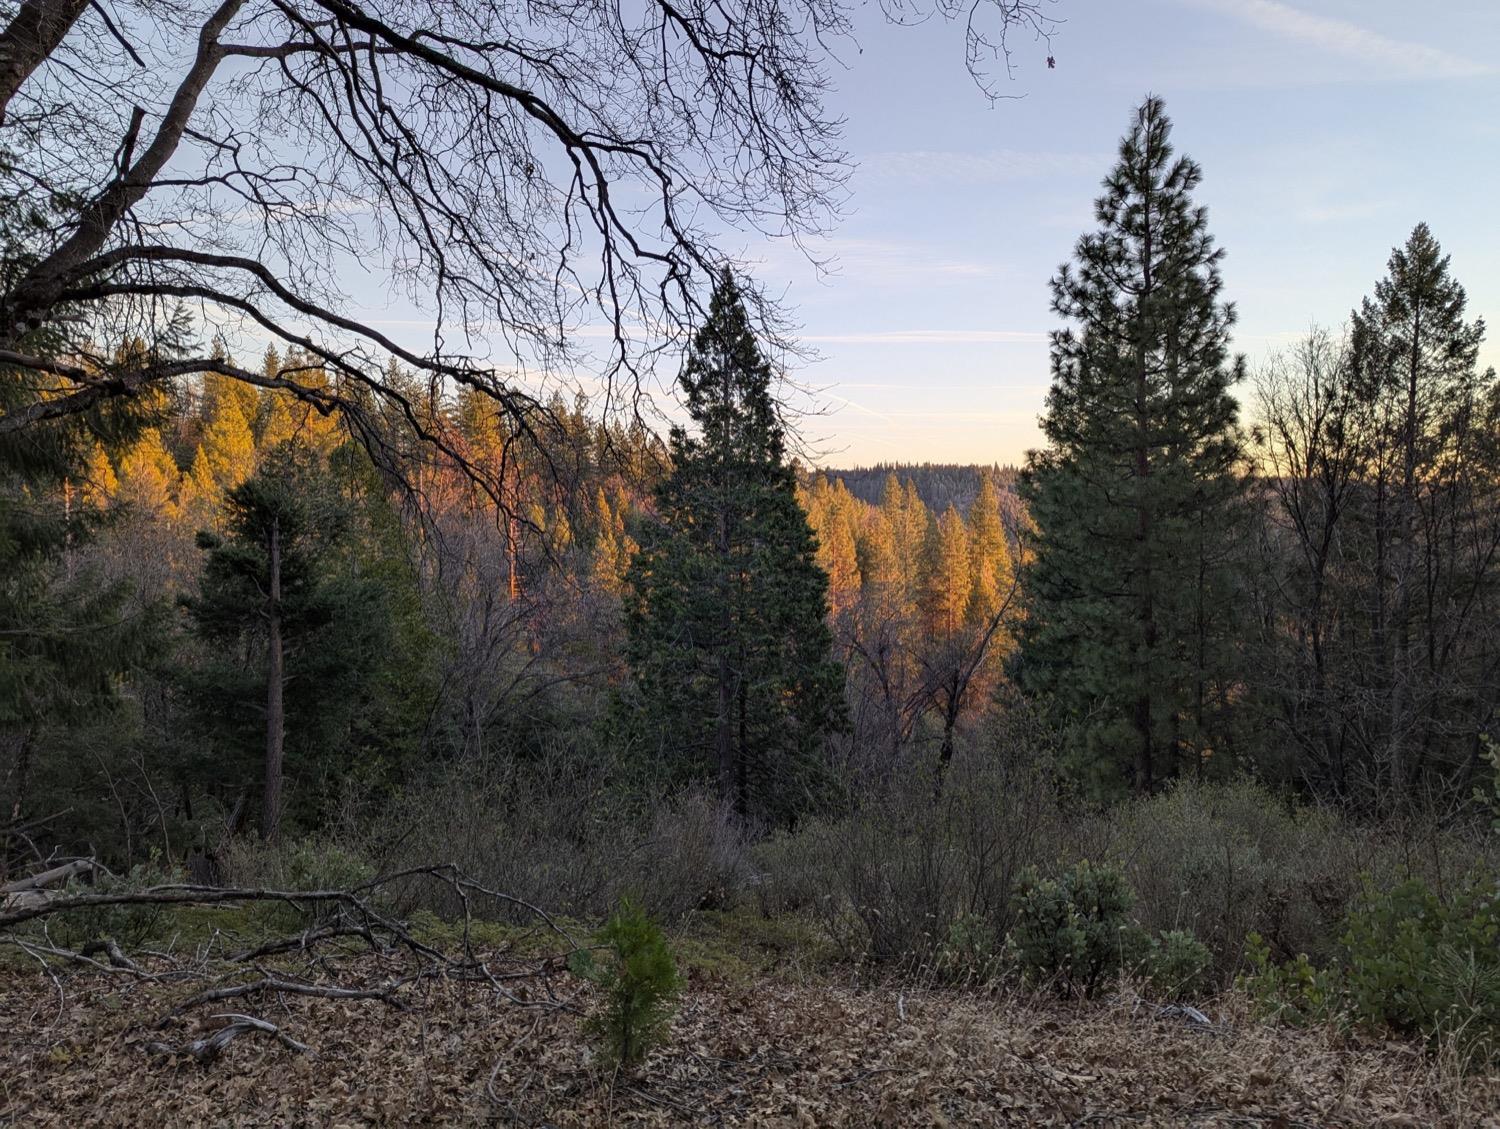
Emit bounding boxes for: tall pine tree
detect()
[622,271,844,824]
[1019,97,1247,795]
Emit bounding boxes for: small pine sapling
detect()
[572,899,682,1069]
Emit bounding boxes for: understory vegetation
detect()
[2,13,1498,1113]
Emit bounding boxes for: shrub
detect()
[218,836,377,930]
[1239,934,1339,1027]
[933,912,1006,985]
[50,855,183,949]
[341,754,748,926]
[1145,929,1213,1001]
[750,744,1060,966]
[1098,778,1351,976]
[572,899,682,1069]
[1241,878,1500,1059]
[1341,879,1500,1054]
[1005,860,1149,996]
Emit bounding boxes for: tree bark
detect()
[0,0,91,125]
[263,516,284,843]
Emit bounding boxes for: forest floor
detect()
[3,931,1498,1129]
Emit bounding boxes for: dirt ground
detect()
[3,957,1498,1127]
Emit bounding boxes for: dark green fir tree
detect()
[1019,97,1248,796]
[622,270,845,824]
[181,443,390,841]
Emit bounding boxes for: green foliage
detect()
[572,900,682,1069]
[1241,880,1500,1059]
[1475,735,1500,833]
[1006,861,1149,996]
[934,912,1006,984]
[1340,880,1500,1054]
[1145,929,1213,1001]
[621,269,845,825]
[49,856,183,949]
[1019,97,1249,794]
[179,443,398,834]
[1239,934,1339,1027]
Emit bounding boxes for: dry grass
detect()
[2,953,1498,1127]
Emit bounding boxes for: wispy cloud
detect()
[860,149,1106,187]
[751,236,999,288]
[801,329,1047,345]
[1191,0,1491,80]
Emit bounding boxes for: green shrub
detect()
[50,855,182,949]
[1341,879,1500,1054]
[1145,929,1213,1001]
[1241,879,1500,1059]
[1006,860,1149,996]
[572,900,681,1069]
[218,836,377,931]
[1239,933,1340,1026]
[933,912,1006,984]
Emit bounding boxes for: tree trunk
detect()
[0,0,92,125]
[262,516,284,843]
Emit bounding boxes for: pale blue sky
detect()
[746,0,1500,465]
[322,0,1499,466]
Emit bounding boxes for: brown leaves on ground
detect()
[1,958,1496,1127]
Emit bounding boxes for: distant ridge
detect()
[810,462,1019,514]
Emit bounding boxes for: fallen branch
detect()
[143,1013,314,1063]
[1,858,100,894]
[169,975,405,1016]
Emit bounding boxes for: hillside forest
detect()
[0,5,1498,1120]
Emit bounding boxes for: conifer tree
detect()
[201,369,260,436]
[81,443,118,507]
[1345,224,1499,801]
[191,397,256,498]
[1019,97,1247,795]
[115,428,183,519]
[922,505,972,638]
[857,508,901,596]
[966,475,1014,626]
[182,444,388,841]
[622,271,844,823]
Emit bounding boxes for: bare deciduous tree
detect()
[0,0,1059,490]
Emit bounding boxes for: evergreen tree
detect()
[0,274,167,849]
[181,444,389,841]
[922,504,971,638]
[966,475,1014,626]
[622,271,845,823]
[1346,225,1499,802]
[115,428,183,519]
[189,395,256,500]
[1019,97,1247,795]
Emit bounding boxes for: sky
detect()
[737,0,1500,467]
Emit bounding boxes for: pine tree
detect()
[622,271,845,823]
[1019,97,1247,795]
[81,442,118,507]
[966,475,1014,626]
[800,476,860,618]
[192,396,256,497]
[201,369,260,436]
[1,321,165,846]
[857,507,901,596]
[115,428,183,519]
[181,444,387,841]
[1346,224,1499,802]
[922,504,971,638]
